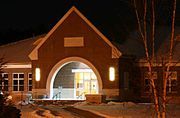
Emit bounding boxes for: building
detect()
[0,7,179,103]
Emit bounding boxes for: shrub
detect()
[0,94,21,118]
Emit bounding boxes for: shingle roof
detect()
[0,34,45,63]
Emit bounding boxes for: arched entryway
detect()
[46,57,102,100]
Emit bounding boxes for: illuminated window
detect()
[28,73,32,91]
[75,73,83,89]
[13,73,24,91]
[74,71,98,97]
[109,67,115,81]
[144,72,157,93]
[166,71,177,93]
[0,73,8,91]
[84,72,91,80]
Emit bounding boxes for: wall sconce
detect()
[35,68,41,81]
[109,67,115,81]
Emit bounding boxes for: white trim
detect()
[46,57,103,99]
[12,73,25,91]
[72,69,93,73]
[3,64,32,69]
[29,6,121,60]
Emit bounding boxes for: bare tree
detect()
[133,0,177,118]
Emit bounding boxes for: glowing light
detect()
[109,67,115,81]
[35,68,40,81]
[7,95,12,100]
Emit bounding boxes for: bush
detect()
[0,94,21,118]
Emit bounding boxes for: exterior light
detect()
[109,67,115,81]
[35,68,41,81]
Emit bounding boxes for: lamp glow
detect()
[109,67,115,81]
[35,68,40,81]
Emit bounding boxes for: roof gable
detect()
[29,6,121,60]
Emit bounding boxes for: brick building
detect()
[0,7,179,102]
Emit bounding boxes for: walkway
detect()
[63,106,105,118]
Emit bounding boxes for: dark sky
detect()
[0,0,179,45]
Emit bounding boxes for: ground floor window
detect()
[144,72,157,93]
[13,73,24,91]
[0,73,8,91]
[166,71,177,93]
[28,73,32,91]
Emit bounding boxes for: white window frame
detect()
[12,73,24,91]
[28,73,32,91]
[0,73,8,91]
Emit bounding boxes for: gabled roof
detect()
[29,6,121,60]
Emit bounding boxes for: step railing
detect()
[77,92,86,99]
[52,92,61,100]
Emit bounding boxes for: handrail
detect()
[77,92,86,99]
[52,92,61,100]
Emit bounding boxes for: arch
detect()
[46,57,103,99]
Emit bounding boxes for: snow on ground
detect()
[74,101,180,118]
[19,101,180,118]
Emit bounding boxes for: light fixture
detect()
[35,68,41,81]
[109,67,115,81]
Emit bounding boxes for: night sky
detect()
[0,0,179,45]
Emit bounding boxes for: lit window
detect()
[144,72,157,93]
[75,73,83,89]
[109,67,115,81]
[0,73,8,91]
[13,73,24,91]
[28,73,32,91]
[166,71,177,93]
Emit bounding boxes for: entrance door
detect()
[75,71,98,100]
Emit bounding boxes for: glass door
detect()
[75,72,98,100]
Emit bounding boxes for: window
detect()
[75,73,84,89]
[13,73,24,91]
[28,73,32,91]
[144,72,157,92]
[0,73,8,91]
[166,71,177,93]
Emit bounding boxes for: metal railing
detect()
[77,92,86,99]
[52,92,61,100]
